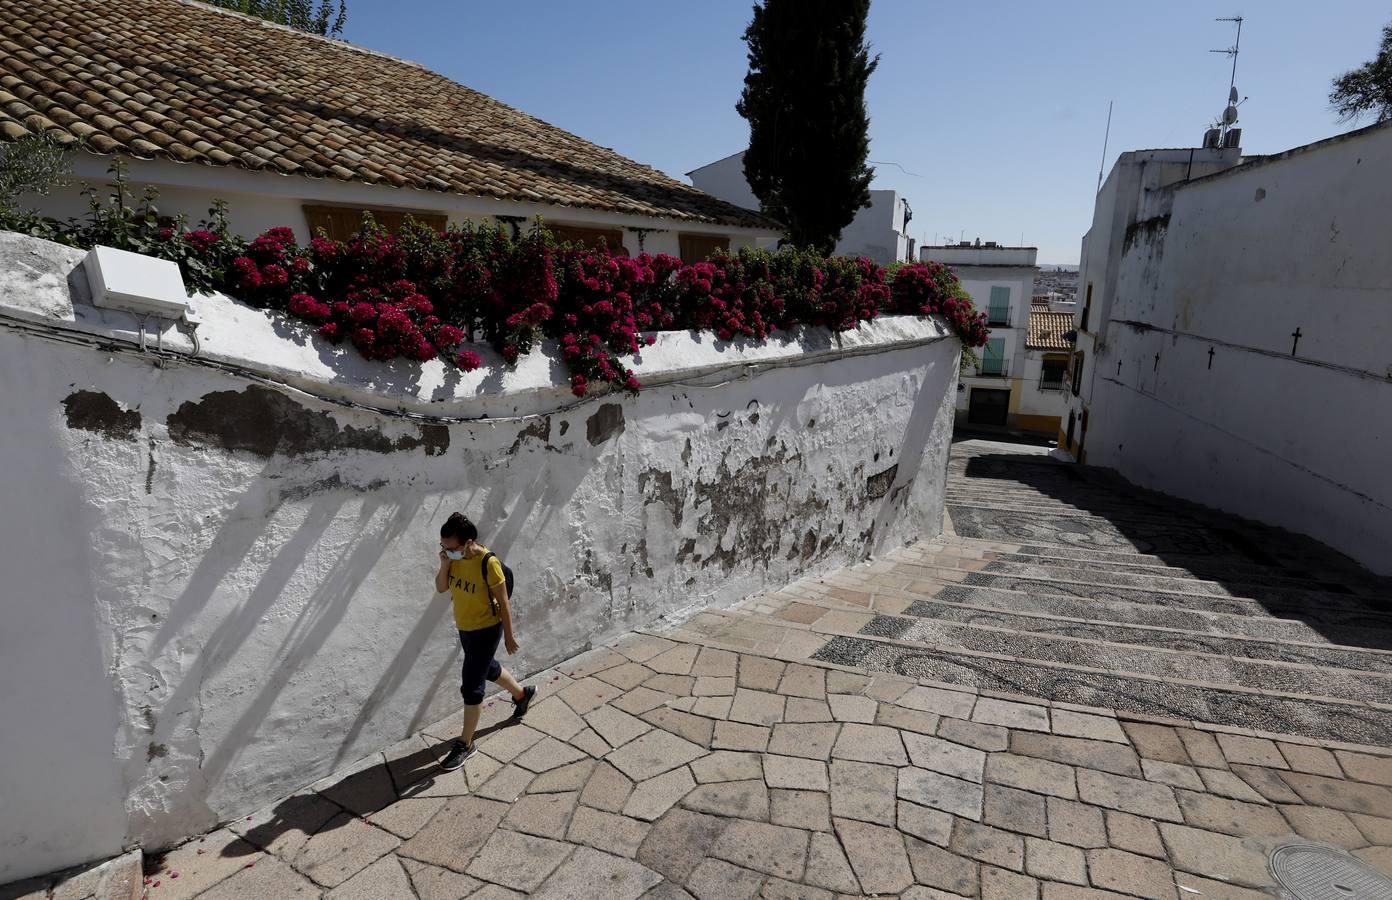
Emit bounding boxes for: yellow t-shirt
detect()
[448,550,506,632]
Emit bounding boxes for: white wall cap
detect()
[84,245,190,319]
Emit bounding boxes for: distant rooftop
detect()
[920,242,1037,251]
[1026,310,1076,351]
[921,242,1037,268]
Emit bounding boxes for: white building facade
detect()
[1063,122,1392,574]
[920,243,1044,433]
[687,152,915,263]
[1018,302,1076,437]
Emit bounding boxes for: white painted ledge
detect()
[0,231,957,417]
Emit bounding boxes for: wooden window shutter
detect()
[678,233,730,264]
[547,224,627,254]
[303,205,447,241]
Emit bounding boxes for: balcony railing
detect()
[986,306,1011,326]
[1038,377,1067,392]
[973,361,1010,378]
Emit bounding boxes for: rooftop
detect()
[920,243,1038,251]
[0,0,775,229]
[1025,309,1075,350]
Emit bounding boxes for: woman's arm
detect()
[492,583,519,654]
[435,551,451,594]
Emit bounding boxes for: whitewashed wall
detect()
[22,156,776,253]
[686,152,762,213]
[0,233,960,883]
[835,190,910,264]
[1080,122,1392,573]
[1017,350,1069,423]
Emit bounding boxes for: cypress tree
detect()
[208,0,348,37]
[737,0,879,254]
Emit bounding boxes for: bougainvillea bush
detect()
[96,207,988,397]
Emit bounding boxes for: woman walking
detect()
[434,512,535,770]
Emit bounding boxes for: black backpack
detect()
[482,551,515,611]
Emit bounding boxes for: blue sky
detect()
[344,1,1388,264]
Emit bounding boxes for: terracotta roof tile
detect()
[0,0,776,230]
[1026,310,1076,351]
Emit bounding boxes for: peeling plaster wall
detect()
[0,233,959,883]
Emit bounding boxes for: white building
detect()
[1018,302,1075,436]
[1063,121,1392,574]
[687,151,915,263]
[920,242,1048,433]
[2,0,781,259]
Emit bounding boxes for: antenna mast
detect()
[1210,16,1243,144]
[1096,100,1113,192]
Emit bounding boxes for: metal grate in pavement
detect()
[1270,842,1392,900]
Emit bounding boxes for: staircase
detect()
[724,440,1392,748]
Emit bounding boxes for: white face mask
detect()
[445,549,464,560]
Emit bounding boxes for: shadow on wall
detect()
[0,352,129,884]
[867,351,959,558]
[115,384,598,839]
[954,452,1392,653]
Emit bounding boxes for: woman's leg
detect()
[493,666,524,700]
[457,625,503,746]
[460,703,483,747]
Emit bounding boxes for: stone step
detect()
[985,551,1359,592]
[712,599,1391,704]
[947,509,1271,561]
[918,543,1368,594]
[798,568,1392,657]
[907,538,1383,598]
[891,581,1392,653]
[941,516,1375,578]
[921,533,1364,574]
[890,592,1392,672]
[955,571,1392,626]
[946,495,1222,526]
[970,559,1390,608]
[853,612,1392,705]
[808,630,1392,746]
[888,560,1392,618]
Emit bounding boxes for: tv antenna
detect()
[1096,100,1113,192]
[1209,16,1245,145]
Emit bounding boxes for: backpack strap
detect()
[482,551,500,614]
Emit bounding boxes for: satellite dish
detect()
[1229,85,1240,104]
[1222,105,1239,125]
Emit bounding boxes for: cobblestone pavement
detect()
[15,441,1392,899]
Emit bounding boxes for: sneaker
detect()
[439,740,475,771]
[511,685,537,719]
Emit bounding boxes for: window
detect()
[547,224,628,254]
[303,204,447,241]
[979,338,1007,376]
[679,233,730,264]
[1040,355,1068,390]
[1081,283,1093,332]
[987,286,1011,325]
[1071,350,1085,396]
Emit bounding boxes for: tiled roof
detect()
[1026,310,1075,350]
[0,0,776,229]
